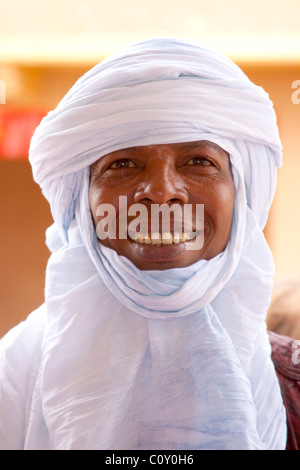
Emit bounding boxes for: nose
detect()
[134,157,189,206]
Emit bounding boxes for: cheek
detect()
[89,186,101,222]
[223,184,235,220]
[89,183,126,228]
[89,185,115,223]
[214,182,235,232]
[204,181,235,229]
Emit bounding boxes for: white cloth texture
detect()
[0,38,287,450]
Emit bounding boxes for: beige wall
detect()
[0,65,90,338]
[0,160,53,337]
[0,61,299,337]
[241,64,300,280]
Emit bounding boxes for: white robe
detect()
[0,38,287,450]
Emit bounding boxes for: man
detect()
[0,38,287,449]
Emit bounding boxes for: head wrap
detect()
[25,38,286,449]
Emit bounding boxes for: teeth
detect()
[162,232,173,244]
[144,234,151,244]
[137,234,145,244]
[151,232,161,244]
[173,232,181,244]
[130,232,196,245]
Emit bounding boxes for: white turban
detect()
[1,38,286,450]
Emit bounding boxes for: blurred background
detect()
[1,0,300,338]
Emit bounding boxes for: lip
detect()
[129,236,188,262]
[126,229,204,263]
[98,218,209,267]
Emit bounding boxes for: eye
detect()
[186,156,213,166]
[109,159,136,169]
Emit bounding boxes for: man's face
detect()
[89,141,235,270]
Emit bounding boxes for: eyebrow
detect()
[177,141,225,153]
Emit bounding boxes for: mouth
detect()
[128,231,198,246]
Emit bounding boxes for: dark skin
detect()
[89,140,235,270]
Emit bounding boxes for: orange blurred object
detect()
[0,108,46,159]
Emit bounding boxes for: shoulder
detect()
[268,331,300,450]
[0,305,46,449]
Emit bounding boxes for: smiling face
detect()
[89,140,235,270]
